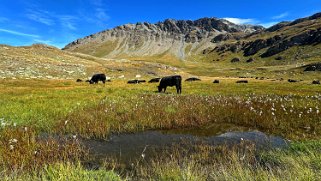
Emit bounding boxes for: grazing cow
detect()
[213,80,220,84]
[127,80,139,84]
[185,77,201,82]
[148,78,161,83]
[127,80,146,84]
[288,79,298,83]
[76,79,83,82]
[236,80,248,83]
[158,75,182,94]
[312,80,320,84]
[89,74,107,84]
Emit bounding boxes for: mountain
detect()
[63,17,263,62]
[211,13,321,59]
[3,14,320,81]
[63,13,321,67]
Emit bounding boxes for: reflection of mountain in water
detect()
[82,129,288,165]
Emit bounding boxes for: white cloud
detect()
[223,17,279,28]
[95,8,110,22]
[272,12,289,20]
[223,18,258,25]
[26,9,55,26]
[0,28,40,38]
[259,22,278,28]
[33,39,52,44]
[26,8,79,31]
[89,0,110,26]
[58,15,78,30]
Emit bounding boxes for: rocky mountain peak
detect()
[62,16,265,60]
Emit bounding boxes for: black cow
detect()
[76,79,83,82]
[127,80,146,84]
[312,80,320,84]
[127,80,138,84]
[213,80,220,84]
[89,74,107,84]
[158,75,182,94]
[236,80,248,83]
[148,78,161,83]
[288,79,298,83]
[185,77,201,82]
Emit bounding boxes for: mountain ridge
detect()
[63,17,264,60]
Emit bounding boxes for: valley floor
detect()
[0,78,320,180]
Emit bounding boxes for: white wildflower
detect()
[1,121,6,127]
[9,138,18,144]
[9,145,14,150]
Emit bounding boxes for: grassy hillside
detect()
[0,44,184,80]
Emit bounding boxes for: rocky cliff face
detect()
[212,13,321,59]
[63,18,263,60]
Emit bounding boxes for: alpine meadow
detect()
[0,1,321,180]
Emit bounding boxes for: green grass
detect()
[2,162,122,181]
[0,78,321,180]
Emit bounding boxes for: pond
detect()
[81,123,288,167]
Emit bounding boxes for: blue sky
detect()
[0,0,320,48]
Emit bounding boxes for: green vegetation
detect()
[0,79,321,180]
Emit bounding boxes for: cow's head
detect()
[157,86,162,92]
[89,80,94,84]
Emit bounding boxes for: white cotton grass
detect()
[9,145,14,150]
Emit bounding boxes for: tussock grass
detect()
[58,94,321,140]
[0,126,86,173]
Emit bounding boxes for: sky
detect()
[0,0,320,48]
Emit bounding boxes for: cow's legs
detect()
[176,85,181,94]
[164,86,167,93]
